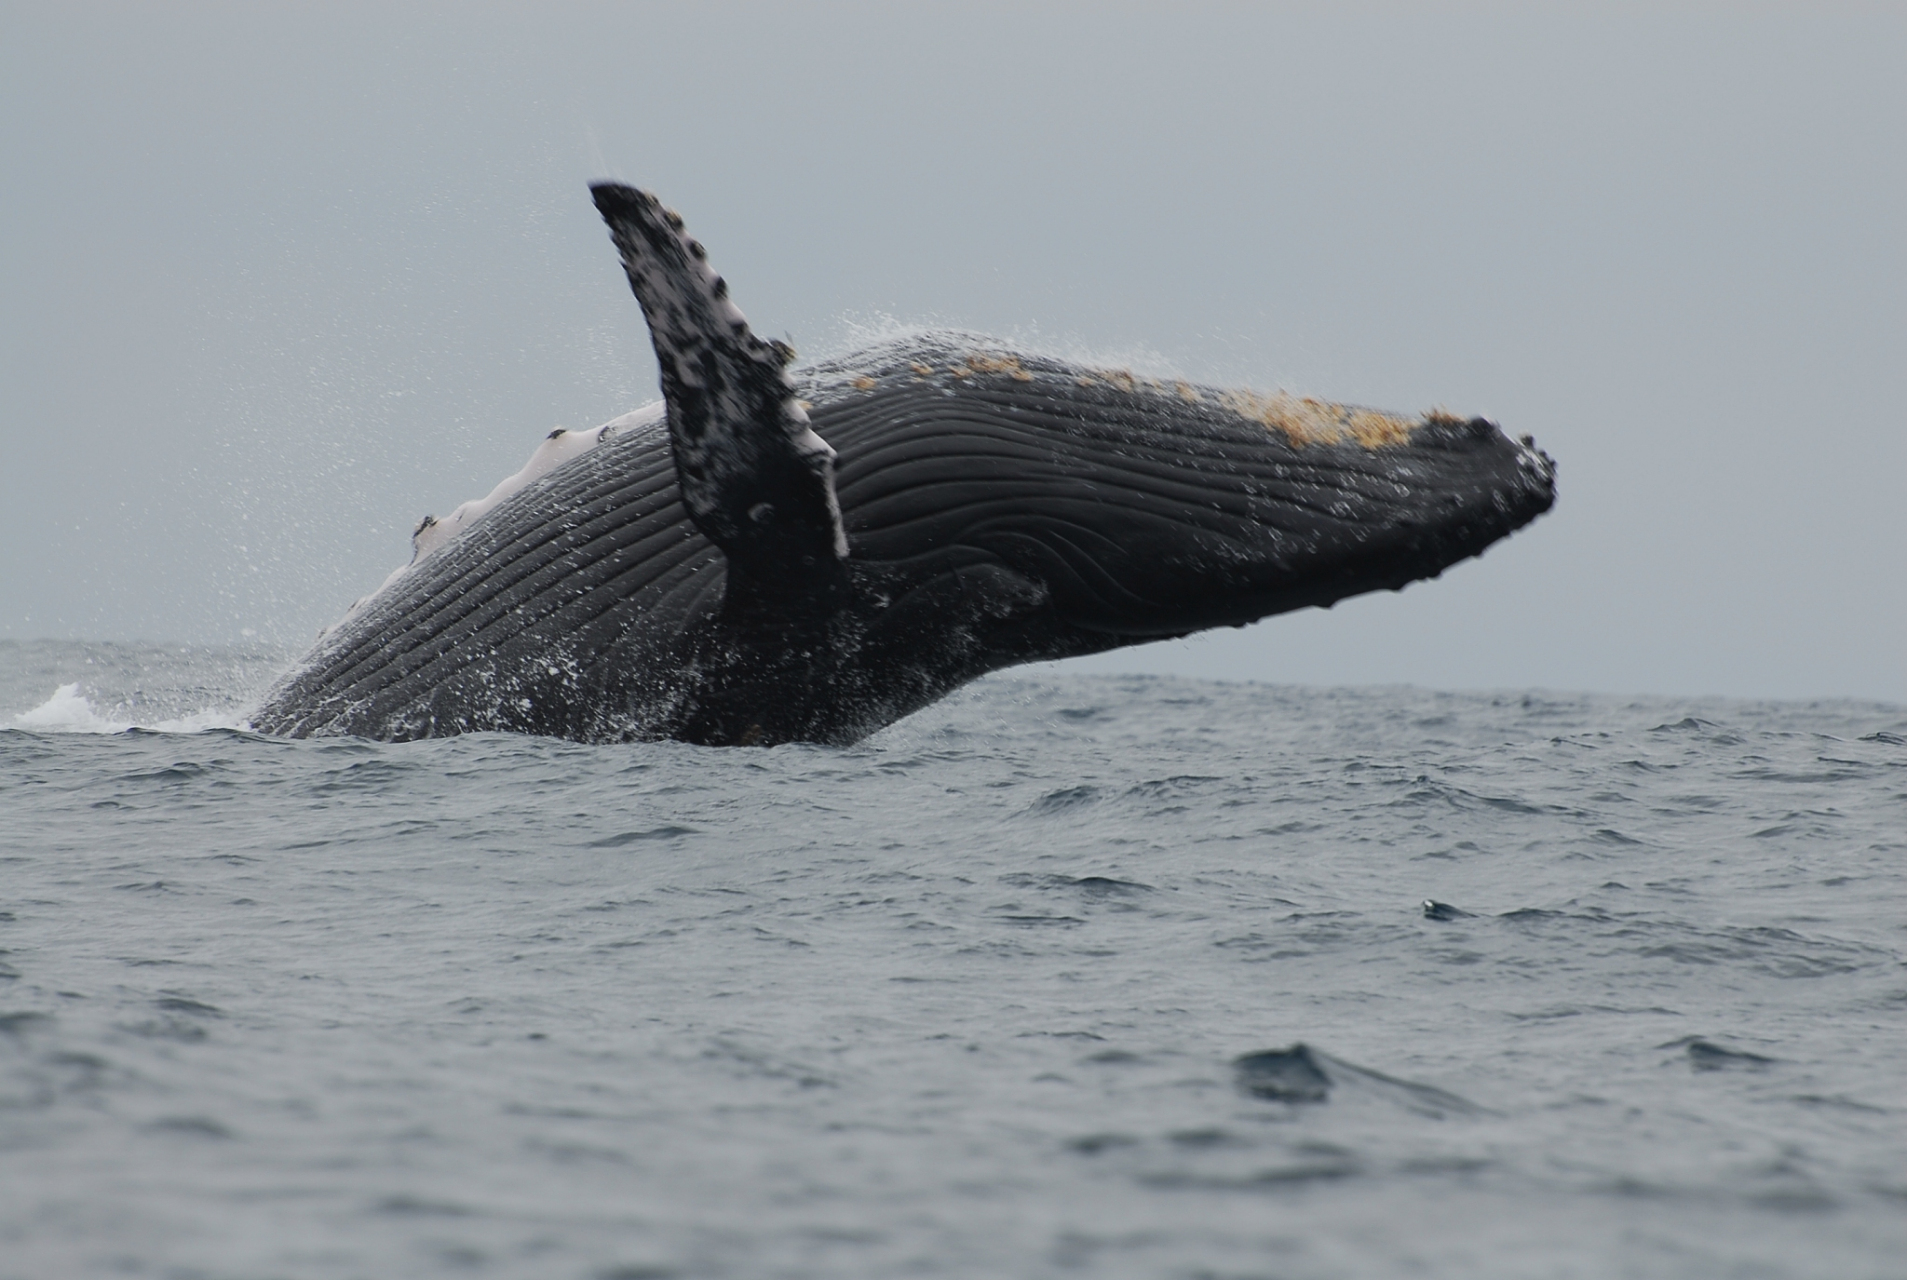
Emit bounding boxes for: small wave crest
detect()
[8,683,246,736]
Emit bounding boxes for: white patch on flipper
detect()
[410,403,662,562]
[325,403,665,634]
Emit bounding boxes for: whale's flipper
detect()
[591,183,848,597]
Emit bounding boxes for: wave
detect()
[7,682,247,735]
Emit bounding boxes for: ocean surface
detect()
[2,638,1903,1280]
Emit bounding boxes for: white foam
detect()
[9,683,246,735]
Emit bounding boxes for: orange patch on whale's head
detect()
[1219,389,1418,450]
[1348,409,1414,449]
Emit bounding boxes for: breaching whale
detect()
[251,184,1556,746]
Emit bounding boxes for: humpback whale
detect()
[252,184,1556,746]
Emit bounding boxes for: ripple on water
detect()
[0,650,1904,1278]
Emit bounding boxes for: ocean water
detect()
[2,638,1903,1280]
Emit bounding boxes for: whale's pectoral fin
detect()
[591,183,847,596]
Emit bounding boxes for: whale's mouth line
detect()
[802,332,1440,452]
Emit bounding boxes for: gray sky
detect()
[3,3,1902,702]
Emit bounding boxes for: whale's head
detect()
[812,335,1556,647]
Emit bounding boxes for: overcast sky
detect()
[3,3,1901,702]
